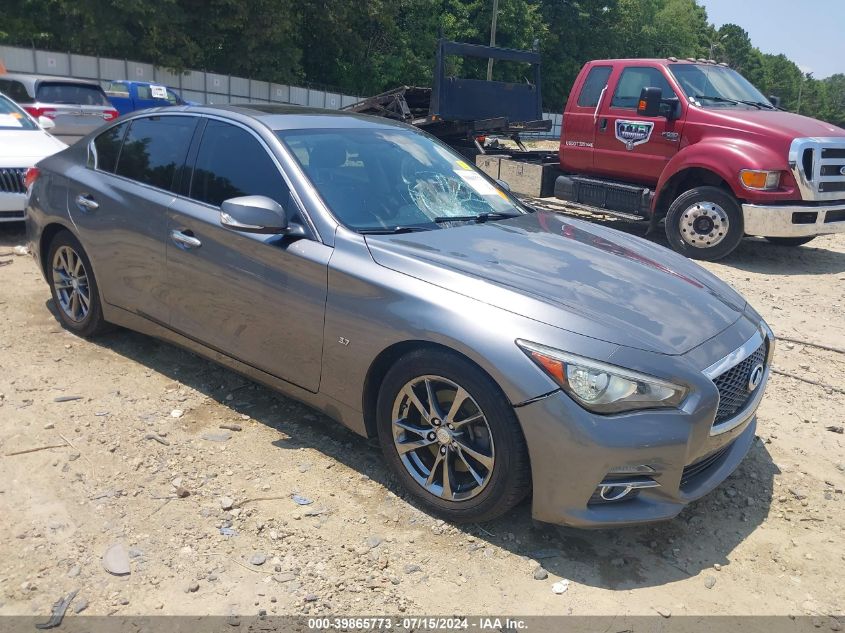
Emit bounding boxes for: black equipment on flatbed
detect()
[342,39,551,148]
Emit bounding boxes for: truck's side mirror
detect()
[637,87,663,117]
[768,95,781,108]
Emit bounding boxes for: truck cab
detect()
[104,80,191,116]
[555,58,845,260]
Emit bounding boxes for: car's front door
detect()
[65,114,199,323]
[592,65,686,185]
[166,118,330,392]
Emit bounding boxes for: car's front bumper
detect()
[515,319,772,528]
[743,201,845,238]
[0,193,26,222]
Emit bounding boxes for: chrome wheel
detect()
[391,375,495,501]
[679,201,730,248]
[52,245,90,323]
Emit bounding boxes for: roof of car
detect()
[144,103,410,131]
[0,73,102,87]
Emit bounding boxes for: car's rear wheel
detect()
[764,236,816,247]
[47,231,108,337]
[664,186,744,260]
[376,349,530,523]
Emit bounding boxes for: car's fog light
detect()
[591,477,660,503]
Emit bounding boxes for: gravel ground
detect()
[0,218,843,622]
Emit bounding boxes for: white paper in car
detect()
[453,169,499,196]
[150,85,168,99]
[0,114,23,127]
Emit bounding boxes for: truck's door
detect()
[560,64,612,173]
[592,65,685,185]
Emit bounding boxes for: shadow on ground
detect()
[60,303,779,592]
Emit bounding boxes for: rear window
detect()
[115,116,197,191]
[90,122,129,172]
[577,66,612,108]
[0,79,32,103]
[35,82,109,106]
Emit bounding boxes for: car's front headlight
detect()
[516,340,688,414]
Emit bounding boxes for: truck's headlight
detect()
[739,169,781,190]
[516,340,688,414]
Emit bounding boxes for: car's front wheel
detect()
[376,349,531,523]
[47,230,108,338]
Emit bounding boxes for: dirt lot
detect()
[0,217,843,622]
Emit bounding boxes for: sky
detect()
[698,0,844,79]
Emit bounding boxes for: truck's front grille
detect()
[0,168,26,194]
[790,138,845,201]
[712,342,767,425]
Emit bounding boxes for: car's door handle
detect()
[599,118,608,132]
[75,194,99,212]
[170,229,202,250]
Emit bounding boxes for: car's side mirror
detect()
[496,179,511,192]
[220,195,289,234]
[38,116,56,130]
[637,86,663,117]
[768,94,781,108]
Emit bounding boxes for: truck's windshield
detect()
[668,64,773,109]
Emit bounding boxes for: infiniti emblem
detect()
[748,363,764,391]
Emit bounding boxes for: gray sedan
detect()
[24,105,773,527]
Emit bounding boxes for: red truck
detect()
[548,57,845,259]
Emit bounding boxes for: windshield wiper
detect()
[693,95,766,110]
[432,212,519,224]
[358,226,430,235]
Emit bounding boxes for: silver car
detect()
[0,73,118,145]
[25,105,773,527]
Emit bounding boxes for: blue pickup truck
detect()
[104,80,195,115]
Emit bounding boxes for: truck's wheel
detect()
[665,186,744,261]
[764,236,816,247]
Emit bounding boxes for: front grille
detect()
[712,342,767,425]
[791,138,845,201]
[681,443,732,487]
[0,168,26,194]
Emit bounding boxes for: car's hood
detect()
[694,107,845,141]
[0,130,66,163]
[365,212,747,355]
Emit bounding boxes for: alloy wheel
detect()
[52,245,91,323]
[679,201,730,248]
[391,375,495,501]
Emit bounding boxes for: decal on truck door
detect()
[615,120,654,150]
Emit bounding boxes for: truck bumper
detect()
[743,201,845,238]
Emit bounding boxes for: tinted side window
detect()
[577,66,612,107]
[0,79,33,103]
[90,122,129,172]
[611,67,677,109]
[190,120,289,207]
[115,116,197,191]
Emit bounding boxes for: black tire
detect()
[376,349,531,524]
[764,236,816,247]
[664,186,744,261]
[46,230,108,338]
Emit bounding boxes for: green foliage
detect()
[1,0,842,126]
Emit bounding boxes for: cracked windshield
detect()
[278,128,524,233]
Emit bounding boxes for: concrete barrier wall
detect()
[0,44,561,139]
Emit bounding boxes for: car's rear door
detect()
[165,118,330,392]
[560,64,612,173]
[65,114,199,323]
